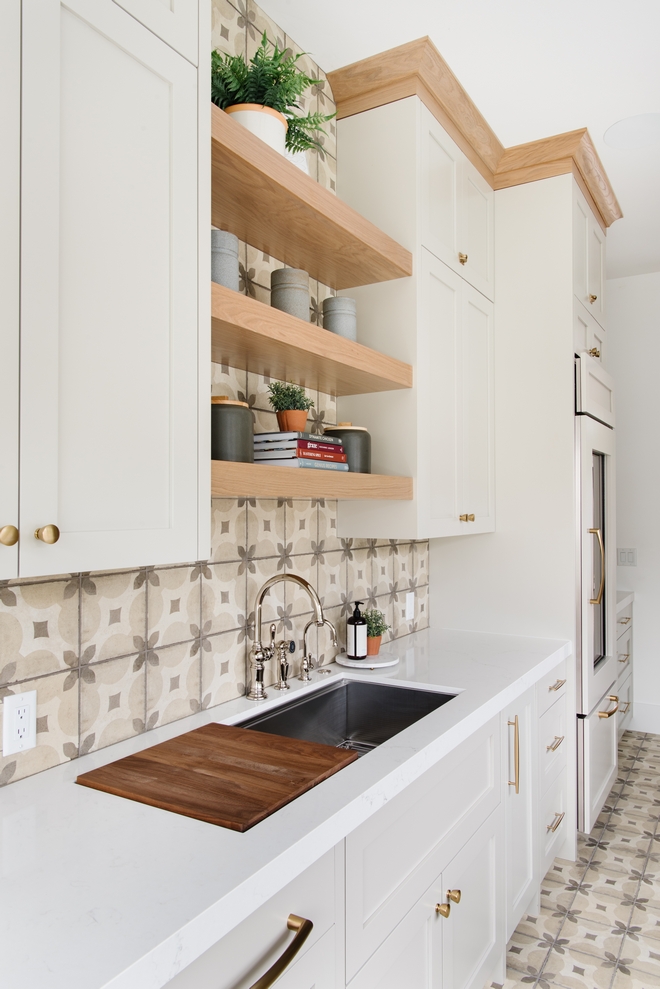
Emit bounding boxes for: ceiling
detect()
[260,0,660,279]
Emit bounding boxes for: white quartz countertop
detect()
[617,589,635,613]
[0,627,570,989]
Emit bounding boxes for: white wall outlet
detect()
[617,548,637,567]
[405,591,415,621]
[2,690,37,756]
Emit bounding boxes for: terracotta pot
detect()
[276,409,308,432]
[224,104,288,155]
[366,635,382,656]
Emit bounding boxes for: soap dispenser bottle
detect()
[346,601,368,659]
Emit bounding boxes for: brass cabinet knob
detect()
[34,524,60,544]
[458,252,468,265]
[436,902,451,918]
[459,514,476,522]
[589,294,598,303]
[447,889,462,903]
[0,525,19,547]
[588,347,600,358]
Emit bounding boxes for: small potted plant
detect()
[211,33,335,157]
[268,381,315,432]
[364,609,390,656]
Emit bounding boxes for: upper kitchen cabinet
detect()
[11,0,209,579]
[112,0,198,64]
[573,183,606,329]
[0,3,21,581]
[421,104,494,301]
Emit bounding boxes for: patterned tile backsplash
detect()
[0,0,428,789]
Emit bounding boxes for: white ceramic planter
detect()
[225,103,287,155]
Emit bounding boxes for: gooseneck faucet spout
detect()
[248,573,326,700]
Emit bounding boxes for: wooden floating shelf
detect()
[211,282,412,396]
[211,461,413,501]
[211,104,413,290]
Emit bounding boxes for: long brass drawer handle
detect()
[618,653,630,665]
[620,701,631,714]
[508,715,520,794]
[546,735,565,752]
[547,811,565,833]
[549,678,566,692]
[598,695,619,719]
[249,914,313,989]
[618,616,631,625]
[589,528,605,605]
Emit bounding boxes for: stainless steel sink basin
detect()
[240,679,455,756]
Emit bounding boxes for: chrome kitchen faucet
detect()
[247,573,337,699]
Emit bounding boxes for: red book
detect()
[298,449,347,463]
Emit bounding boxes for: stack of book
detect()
[253,432,349,471]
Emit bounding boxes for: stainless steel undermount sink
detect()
[240,679,456,756]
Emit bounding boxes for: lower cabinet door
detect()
[440,810,504,989]
[578,684,618,833]
[540,767,568,878]
[503,689,537,941]
[618,671,633,738]
[164,849,336,988]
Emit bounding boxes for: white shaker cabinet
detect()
[112,0,199,64]
[12,0,208,578]
[0,1,21,580]
[502,688,538,941]
[573,183,606,330]
[336,98,495,539]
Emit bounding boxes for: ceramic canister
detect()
[270,268,310,322]
[211,230,240,291]
[211,397,254,463]
[322,297,357,341]
[323,423,371,473]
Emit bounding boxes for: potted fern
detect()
[268,382,315,432]
[364,608,391,656]
[211,33,335,157]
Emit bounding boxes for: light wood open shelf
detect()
[211,282,412,395]
[211,105,413,290]
[211,461,413,501]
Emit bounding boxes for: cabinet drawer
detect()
[538,697,567,792]
[618,671,633,739]
[617,606,632,636]
[537,661,568,717]
[346,717,500,981]
[540,767,568,877]
[165,849,337,988]
[616,626,632,675]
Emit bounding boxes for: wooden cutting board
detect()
[76,723,358,832]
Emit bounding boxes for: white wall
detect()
[607,272,660,732]
[429,175,576,645]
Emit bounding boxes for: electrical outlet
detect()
[405,591,415,621]
[617,548,637,567]
[2,690,37,756]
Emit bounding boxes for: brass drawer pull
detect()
[598,695,619,719]
[588,347,601,358]
[618,616,631,625]
[249,914,313,989]
[589,294,598,303]
[459,513,475,522]
[0,525,19,547]
[546,735,564,753]
[618,653,630,665]
[549,678,566,692]
[620,701,631,715]
[547,811,565,833]
[458,252,468,265]
[508,715,520,794]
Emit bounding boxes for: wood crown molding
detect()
[328,38,622,228]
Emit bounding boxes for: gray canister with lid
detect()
[323,423,371,473]
[271,268,310,321]
[211,230,240,291]
[211,397,254,462]
[323,297,357,341]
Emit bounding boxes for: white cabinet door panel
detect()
[421,104,461,277]
[349,901,441,989]
[503,690,537,942]
[459,161,494,301]
[573,185,589,308]
[578,686,618,833]
[588,215,606,327]
[0,1,21,580]
[461,286,495,532]
[20,0,200,577]
[574,298,606,364]
[113,0,198,63]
